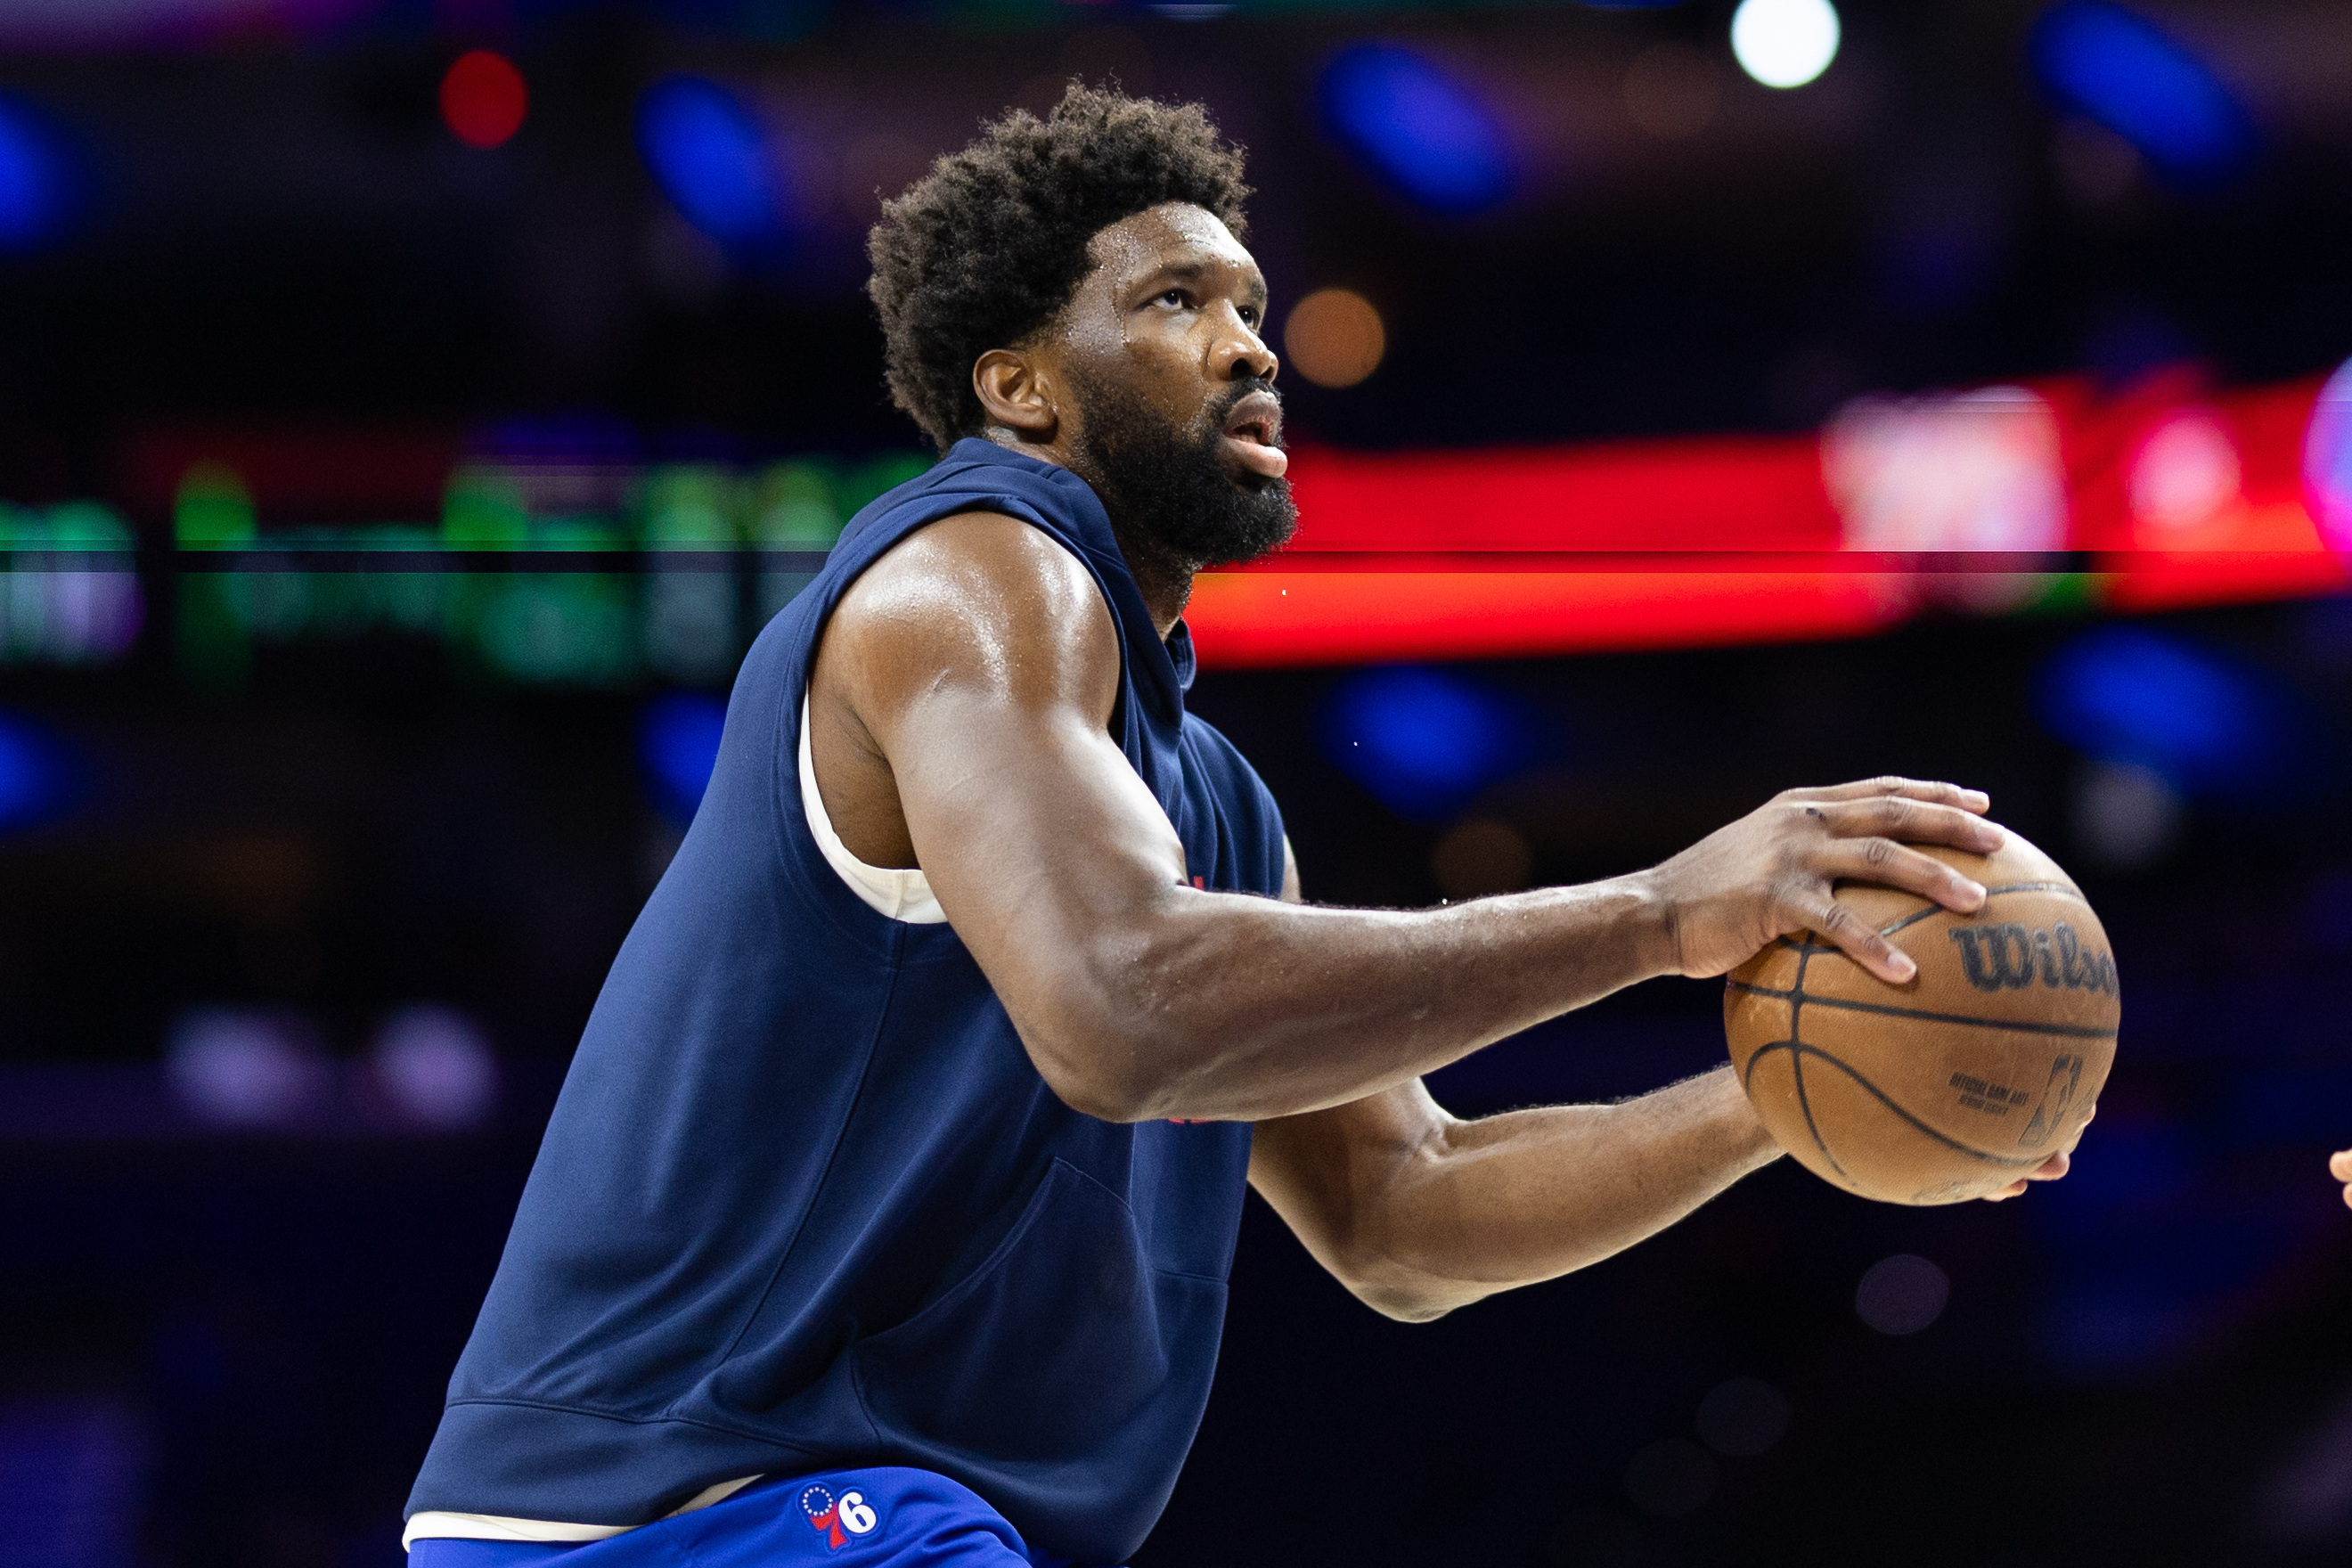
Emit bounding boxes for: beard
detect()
[1066,370,1298,572]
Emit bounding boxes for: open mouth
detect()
[1220,392,1288,478]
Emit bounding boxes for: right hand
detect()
[2330,1148,2352,1207]
[1637,778,2004,985]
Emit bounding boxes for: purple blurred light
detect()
[1855,1254,1949,1335]
[371,1005,498,1130]
[165,1008,325,1128]
[2307,357,2352,554]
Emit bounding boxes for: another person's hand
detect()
[2331,1148,2352,1207]
[1640,778,2005,985]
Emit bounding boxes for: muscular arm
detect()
[813,510,2001,1126]
[1249,837,1781,1322]
[1248,1070,1778,1322]
[1246,847,2072,1321]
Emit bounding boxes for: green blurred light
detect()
[174,463,257,550]
[1,500,133,552]
[644,464,738,551]
[144,445,934,691]
[528,519,630,551]
[839,453,933,519]
[461,574,638,685]
[0,502,143,667]
[2015,572,2104,617]
[752,461,844,547]
[442,468,531,551]
[176,575,251,695]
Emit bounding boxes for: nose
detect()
[1209,305,1278,385]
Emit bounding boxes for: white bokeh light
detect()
[1731,0,1842,89]
[2130,411,2242,541]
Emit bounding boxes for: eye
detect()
[1157,289,1188,308]
[1238,306,1260,327]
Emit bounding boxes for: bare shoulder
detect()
[821,509,1120,723]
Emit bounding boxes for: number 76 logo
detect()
[799,1483,881,1549]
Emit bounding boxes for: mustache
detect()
[1205,379,1284,444]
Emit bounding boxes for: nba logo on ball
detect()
[799,1482,881,1549]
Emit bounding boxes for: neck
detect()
[1107,525,1195,640]
[984,426,1194,641]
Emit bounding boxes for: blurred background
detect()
[4,0,2352,1564]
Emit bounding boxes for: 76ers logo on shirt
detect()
[799,1483,880,1550]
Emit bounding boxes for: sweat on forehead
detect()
[1083,206,1262,291]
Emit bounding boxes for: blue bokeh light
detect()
[2028,1115,2278,1377]
[2029,2,2257,188]
[2306,356,2352,553]
[1319,666,1536,820]
[1319,45,1512,216]
[634,76,781,246]
[2034,627,2290,797]
[0,95,67,252]
[638,691,730,826]
[0,714,80,830]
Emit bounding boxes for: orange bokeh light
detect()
[1283,288,1386,389]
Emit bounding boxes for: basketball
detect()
[1724,830,2119,1205]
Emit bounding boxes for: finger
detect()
[1809,797,2005,854]
[1782,777,1992,814]
[2026,1150,2070,1181]
[1798,893,1915,983]
[1811,837,1987,914]
[1982,1179,2029,1202]
[2331,1148,2352,1181]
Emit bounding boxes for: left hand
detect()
[1980,1104,2094,1202]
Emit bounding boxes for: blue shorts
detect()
[407,1469,1096,1568]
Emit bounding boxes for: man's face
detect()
[1047,203,1296,570]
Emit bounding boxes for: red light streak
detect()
[1184,373,2347,668]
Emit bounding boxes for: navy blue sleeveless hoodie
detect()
[406,440,1285,1565]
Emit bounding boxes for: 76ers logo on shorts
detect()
[799,1483,880,1550]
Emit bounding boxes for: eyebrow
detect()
[1146,258,1270,303]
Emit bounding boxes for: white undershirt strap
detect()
[403,1475,762,1547]
[800,695,946,924]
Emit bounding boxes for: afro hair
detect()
[866,85,1253,453]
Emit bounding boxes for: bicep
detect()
[1245,832,1432,1266]
[829,514,1194,1091]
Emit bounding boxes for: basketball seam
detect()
[1739,1039,2045,1171]
[1726,980,2117,1040]
[1741,878,2101,1199]
[1768,883,2094,951]
[1875,881,2089,938]
[1782,941,1850,1184]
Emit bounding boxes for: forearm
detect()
[1315,1068,1780,1320]
[1027,876,1676,1123]
[843,521,2000,1131]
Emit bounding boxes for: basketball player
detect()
[403,88,2074,1566]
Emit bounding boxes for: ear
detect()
[973,349,1059,440]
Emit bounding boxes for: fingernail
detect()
[1958,878,1986,906]
[1889,951,1917,981]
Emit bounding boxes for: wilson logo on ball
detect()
[1947,921,2116,996]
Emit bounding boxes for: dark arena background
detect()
[5,1,2352,1564]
